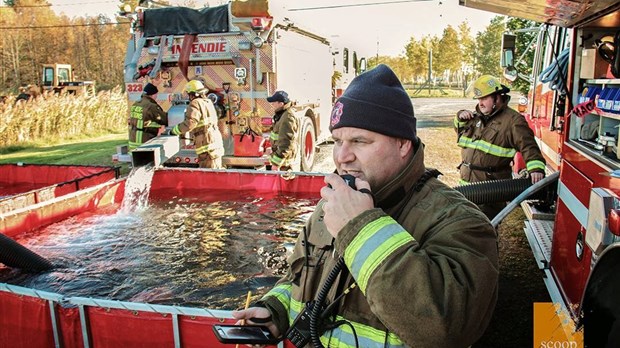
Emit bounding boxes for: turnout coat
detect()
[454,104,546,183]
[128,96,167,150]
[260,143,499,347]
[171,97,224,159]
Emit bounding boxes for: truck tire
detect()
[582,245,620,348]
[300,117,316,172]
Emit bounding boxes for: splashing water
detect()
[120,164,156,212]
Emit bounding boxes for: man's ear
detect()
[398,138,413,158]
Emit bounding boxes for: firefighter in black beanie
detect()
[233,65,498,348]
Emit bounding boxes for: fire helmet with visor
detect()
[468,75,510,99]
[185,80,206,94]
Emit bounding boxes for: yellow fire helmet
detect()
[468,75,510,99]
[185,80,206,94]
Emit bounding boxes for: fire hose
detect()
[489,172,560,228]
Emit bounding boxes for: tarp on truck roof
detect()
[142,5,229,37]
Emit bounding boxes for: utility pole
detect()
[376,38,379,65]
[413,48,446,96]
[427,48,432,95]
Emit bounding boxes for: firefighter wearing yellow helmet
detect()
[455,75,546,219]
[170,80,224,168]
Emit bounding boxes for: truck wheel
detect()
[300,117,316,172]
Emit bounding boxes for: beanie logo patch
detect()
[331,101,344,127]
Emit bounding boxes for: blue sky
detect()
[48,0,497,57]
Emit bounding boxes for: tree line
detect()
[1,0,536,95]
[1,0,130,93]
[369,16,537,94]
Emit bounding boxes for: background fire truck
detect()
[460,0,620,345]
[122,0,365,171]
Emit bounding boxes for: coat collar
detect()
[372,138,426,213]
[475,102,508,123]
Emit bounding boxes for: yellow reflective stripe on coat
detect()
[195,144,223,157]
[128,141,141,150]
[344,215,414,294]
[270,132,279,141]
[270,153,283,166]
[286,297,405,348]
[145,122,163,129]
[454,116,467,128]
[195,144,211,155]
[133,119,145,148]
[263,284,292,314]
[526,160,545,172]
[457,136,517,158]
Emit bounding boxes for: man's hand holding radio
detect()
[457,110,475,120]
[321,173,374,238]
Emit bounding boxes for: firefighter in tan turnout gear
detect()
[455,75,546,218]
[170,80,224,169]
[267,90,298,171]
[128,83,168,151]
[232,65,499,348]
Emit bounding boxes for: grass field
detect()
[0,131,131,174]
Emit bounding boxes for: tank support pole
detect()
[49,300,62,348]
[172,313,181,348]
[79,305,92,348]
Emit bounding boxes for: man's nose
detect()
[335,143,355,163]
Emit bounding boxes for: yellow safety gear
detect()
[185,80,206,94]
[468,75,510,99]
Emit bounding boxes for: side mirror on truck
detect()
[501,33,518,82]
[501,33,516,68]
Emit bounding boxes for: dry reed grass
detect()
[0,87,127,148]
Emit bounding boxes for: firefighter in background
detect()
[455,75,546,218]
[267,90,298,171]
[128,83,167,150]
[170,80,224,169]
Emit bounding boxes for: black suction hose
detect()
[0,233,54,272]
[454,177,546,205]
[310,257,345,348]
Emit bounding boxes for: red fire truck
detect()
[120,0,365,171]
[459,0,620,345]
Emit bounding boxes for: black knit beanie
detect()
[143,83,158,96]
[329,64,416,141]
